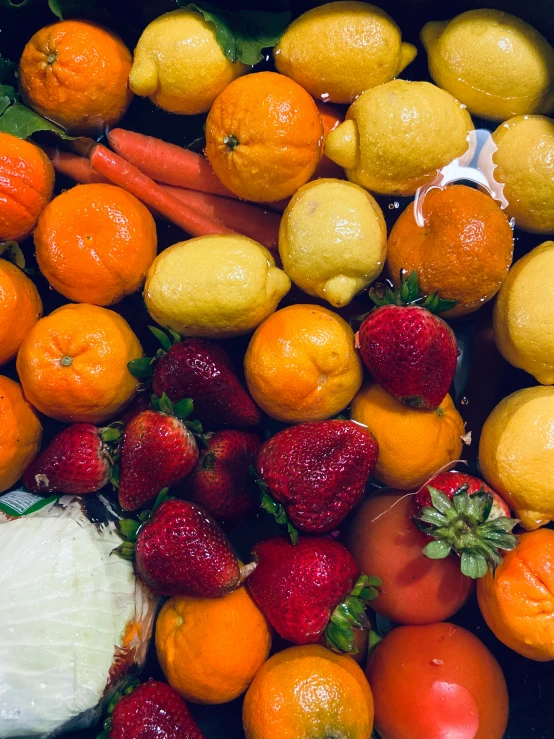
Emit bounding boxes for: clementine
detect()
[243,644,374,739]
[0,376,42,493]
[156,586,271,704]
[35,183,157,306]
[0,260,42,365]
[477,528,554,661]
[244,304,363,423]
[351,383,466,489]
[387,184,513,317]
[16,303,142,423]
[0,132,54,243]
[18,20,132,134]
[205,71,324,202]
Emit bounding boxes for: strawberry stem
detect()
[369,270,457,314]
[415,485,519,579]
[250,466,299,544]
[325,574,382,654]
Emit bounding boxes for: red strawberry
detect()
[22,423,118,494]
[255,420,378,535]
[356,271,458,409]
[413,471,518,579]
[151,337,260,428]
[118,409,198,511]
[188,430,262,521]
[247,536,380,652]
[133,499,242,597]
[108,680,204,739]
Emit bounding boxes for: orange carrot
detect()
[90,144,236,238]
[43,147,110,184]
[107,128,239,199]
[160,185,281,253]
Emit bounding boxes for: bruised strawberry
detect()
[413,471,518,579]
[356,271,458,409]
[246,536,380,652]
[118,409,198,511]
[23,423,118,494]
[108,680,204,739]
[189,430,261,521]
[255,420,378,534]
[151,338,260,428]
[134,499,242,597]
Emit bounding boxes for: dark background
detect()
[1,0,553,737]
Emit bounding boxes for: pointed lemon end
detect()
[129,55,159,98]
[267,266,292,302]
[398,42,417,73]
[325,119,359,171]
[517,509,551,530]
[322,275,361,308]
[420,20,448,52]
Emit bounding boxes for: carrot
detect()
[160,185,281,253]
[43,147,110,185]
[107,128,239,200]
[90,144,236,238]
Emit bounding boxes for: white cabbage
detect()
[0,495,157,738]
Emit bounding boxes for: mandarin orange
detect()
[0,260,42,366]
[0,376,42,493]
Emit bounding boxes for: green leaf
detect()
[0,86,16,115]
[185,419,204,435]
[151,487,169,514]
[0,102,79,140]
[117,518,140,543]
[428,486,456,516]
[111,541,135,561]
[174,398,194,421]
[0,55,15,84]
[422,539,452,560]
[418,506,449,527]
[151,394,161,411]
[460,551,489,579]
[149,325,173,351]
[0,241,25,268]
[109,465,120,488]
[48,0,63,17]
[158,392,174,415]
[367,628,382,658]
[184,3,291,65]
[127,357,154,379]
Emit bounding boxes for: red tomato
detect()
[345,491,473,624]
[366,622,508,739]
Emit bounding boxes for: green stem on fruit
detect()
[325,574,382,654]
[250,466,299,545]
[368,270,457,314]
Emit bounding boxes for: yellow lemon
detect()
[325,80,473,196]
[129,9,245,115]
[493,241,554,384]
[274,1,416,104]
[479,386,554,530]
[422,9,554,121]
[278,179,387,307]
[478,115,554,234]
[144,235,290,339]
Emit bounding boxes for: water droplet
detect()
[320,92,330,100]
[387,201,400,210]
[8,627,14,633]
[460,103,467,109]
[509,217,516,228]
[460,397,469,406]
[40,682,47,690]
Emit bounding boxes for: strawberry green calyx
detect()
[150,392,207,443]
[325,574,382,654]
[96,677,141,739]
[112,488,170,561]
[369,270,457,314]
[416,485,519,579]
[251,466,299,544]
[127,326,182,380]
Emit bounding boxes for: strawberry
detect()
[246,536,380,652]
[117,400,199,511]
[132,498,242,597]
[188,430,262,521]
[356,271,458,409]
[106,680,204,739]
[128,329,260,429]
[22,423,119,494]
[413,471,519,579]
[254,419,378,536]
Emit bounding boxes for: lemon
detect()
[479,386,554,529]
[144,235,291,338]
[324,80,473,196]
[493,241,554,384]
[422,9,554,121]
[273,1,416,104]
[478,115,554,234]
[279,178,386,307]
[129,9,245,115]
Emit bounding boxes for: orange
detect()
[205,71,324,203]
[16,303,142,423]
[0,260,42,365]
[243,644,374,739]
[387,184,514,317]
[18,20,132,134]
[244,304,363,423]
[351,383,466,489]
[312,101,345,180]
[0,132,54,243]
[0,376,42,493]
[155,586,271,704]
[477,528,554,661]
[35,184,157,306]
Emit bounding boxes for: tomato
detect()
[345,491,473,624]
[366,622,509,739]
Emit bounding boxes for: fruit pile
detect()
[1,1,554,738]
